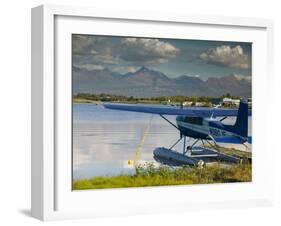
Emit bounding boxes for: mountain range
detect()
[73,66,251,98]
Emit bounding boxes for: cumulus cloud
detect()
[116,38,180,64]
[200,45,250,69]
[72,35,91,55]
[72,35,121,65]
[72,35,111,56]
[72,35,180,71]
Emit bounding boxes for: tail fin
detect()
[232,99,248,138]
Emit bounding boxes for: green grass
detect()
[73,163,252,190]
[213,146,251,159]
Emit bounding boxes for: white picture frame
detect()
[31,4,274,221]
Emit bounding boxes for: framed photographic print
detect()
[31,4,274,221]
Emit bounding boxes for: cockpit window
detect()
[183,117,203,125]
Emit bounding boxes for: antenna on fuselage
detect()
[210,111,215,119]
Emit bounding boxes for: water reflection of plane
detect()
[104,100,252,166]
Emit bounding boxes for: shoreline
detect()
[72,99,214,107]
[73,163,252,190]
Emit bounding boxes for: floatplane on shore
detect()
[104,100,252,166]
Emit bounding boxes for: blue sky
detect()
[72,34,251,80]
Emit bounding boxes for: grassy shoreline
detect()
[73,163,251,190]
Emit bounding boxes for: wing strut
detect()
[159,114,179,130]
[169,136,183,150]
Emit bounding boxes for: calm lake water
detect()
[73,103,252,180]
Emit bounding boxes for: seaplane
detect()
[103,100,252,166]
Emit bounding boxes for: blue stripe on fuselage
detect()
[208,121,238,135]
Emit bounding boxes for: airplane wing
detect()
[103,103,252,117]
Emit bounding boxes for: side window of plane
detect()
[184,117,203,125]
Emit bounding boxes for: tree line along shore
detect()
[73,92,242,107]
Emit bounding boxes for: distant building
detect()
[222,98,240,107]
[195,102,205,107]
[247,98,252,107]
[182,101,193,106]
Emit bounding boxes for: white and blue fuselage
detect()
[176,116,247,143]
